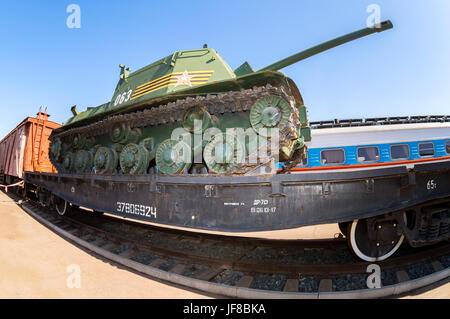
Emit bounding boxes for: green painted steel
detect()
[59,20,392,131]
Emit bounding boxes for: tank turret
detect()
[49,20,393,176]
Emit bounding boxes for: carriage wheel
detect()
[54,196,68,216]
[347,217,404,262]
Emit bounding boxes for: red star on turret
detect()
[174,70,195,87]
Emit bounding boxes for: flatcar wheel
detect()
[347,217,404,262]
[54,197,68,216]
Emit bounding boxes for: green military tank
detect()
[49,20,393,176]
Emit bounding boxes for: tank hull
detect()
[50,83,310,176]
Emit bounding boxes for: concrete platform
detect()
[0,191,210,298]
[106,213,343,240]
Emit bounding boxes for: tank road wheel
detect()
[54,196,68,216]
[94,147,118,174]
[120,143,150,175]
[250,95,291,137]
[203,133,245,174]
[62,152,74,173]
[182,106,212,133]
[74,150,94,174]
[155,139,192,175]
[347,216,405,262]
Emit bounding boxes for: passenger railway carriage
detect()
[280,117,450,261]
[290,119,450,172]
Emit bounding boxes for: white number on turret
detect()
[114,89,133,106]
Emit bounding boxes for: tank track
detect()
[49,84,306,175]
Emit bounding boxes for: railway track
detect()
[7,190,450,298]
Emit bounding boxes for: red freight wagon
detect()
[0,111,61,187]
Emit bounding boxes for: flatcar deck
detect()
[25,158,450,233]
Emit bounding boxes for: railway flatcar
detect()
[0,110,61,191]
[17,20,450,262]
[25,115,450,262]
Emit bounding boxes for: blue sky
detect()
[0,0,449,138]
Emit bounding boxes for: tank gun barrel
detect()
[259,20,393,72]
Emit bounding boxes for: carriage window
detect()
[357,147,380,163]
[390,144,410,160]
[418,142,435,157]
[446,141,450,154]
[321,149,345,165]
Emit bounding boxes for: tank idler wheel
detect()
[203,133,245,174]
[155,139,192,175]
[54,196,68,216]
[250,95,291,137]
[347,216,404,262]
[120,143,150,175]
[94,147,118,174]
